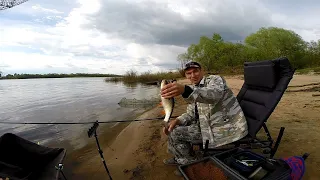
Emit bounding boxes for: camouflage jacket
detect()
[176,75,248,149]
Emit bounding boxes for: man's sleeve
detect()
[176,104,195,126]
[182,76,226,104]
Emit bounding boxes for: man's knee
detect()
[169,126,189,141]
[168,129,179,141]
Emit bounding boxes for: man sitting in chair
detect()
[160,61,248,173]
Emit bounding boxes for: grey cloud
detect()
[152,61,179,67]
[65,51,126,61]
[136,58,149,65]
[65,62,76,68]
[85,0,273,46]
[0,64,10,68]
[154,62,180,70]
[261,0,320,13]
[12,0,77,15]
[135,57,179,70]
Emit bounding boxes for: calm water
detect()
[0,77,160,149]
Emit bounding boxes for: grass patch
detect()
[105,67,245,85]
[314,67,320,73]
[296,67,320,74]
[105,70,183,84]
[205,66,243,76]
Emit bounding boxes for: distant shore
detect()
[105,70,184,84]
[104,66,320,85]
[0,73,122,80]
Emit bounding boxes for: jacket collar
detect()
[195,76,206,87]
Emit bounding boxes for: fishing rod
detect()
[0,114,178,179]
[0,116,179,125]
[85,115,177,180]
[0,115,178,180]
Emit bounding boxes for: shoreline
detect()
[62,74,320,179]
[61,106,157,179]
[63,104,170,180]
[0,76,120,80]
[61,78,190,180]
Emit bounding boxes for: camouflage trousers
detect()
[167,123,202,165]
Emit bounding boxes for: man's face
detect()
[184,68,204,85]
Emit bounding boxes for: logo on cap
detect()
[184,61,201,70]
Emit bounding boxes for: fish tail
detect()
[168,110,173,121]
[164,122,169,129]
[164,113,170,122]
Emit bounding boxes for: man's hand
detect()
[161,81,185,98]
[163,119,180,135]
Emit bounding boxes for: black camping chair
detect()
[0,133,67,180]
[193,57,295,159]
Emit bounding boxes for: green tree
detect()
[177,53,191,69]
[305,40,320,66]
[245,27,307,68]
[177,26,320,74]
[183,33,226,71]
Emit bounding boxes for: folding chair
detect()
[193,57,295,159]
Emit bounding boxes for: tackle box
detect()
[178,148,291,180]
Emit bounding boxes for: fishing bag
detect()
[179,147,307,180]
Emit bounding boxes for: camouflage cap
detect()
[184,61,201,71]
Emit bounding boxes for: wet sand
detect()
[63,74,320,180]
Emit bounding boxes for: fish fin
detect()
[160,110,166,115]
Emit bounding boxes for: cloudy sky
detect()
[0,0,319,75]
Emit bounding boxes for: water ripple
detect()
[0,77,159,149]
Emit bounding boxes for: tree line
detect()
[177,27,320,73]
[0,73,121,79]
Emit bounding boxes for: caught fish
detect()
[160,79,175,127]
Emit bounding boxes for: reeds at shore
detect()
[105,70,184,84]
[105,65,320,85]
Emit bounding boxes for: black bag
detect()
[0,133,66,180]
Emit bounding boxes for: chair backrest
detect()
[236,57,295,137]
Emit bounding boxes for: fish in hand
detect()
[160,79,175,128]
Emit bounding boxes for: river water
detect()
[0,77,160,150]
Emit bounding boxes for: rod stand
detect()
[88,121,113,180]
[55,163,67,180]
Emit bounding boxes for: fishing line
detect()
[0,115,179,180]
[0,116,179,125]
[0,102,177,179]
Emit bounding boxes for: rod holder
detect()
[88,121,99,138]
[87,120,113,180]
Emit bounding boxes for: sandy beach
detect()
[63,74,320,180]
